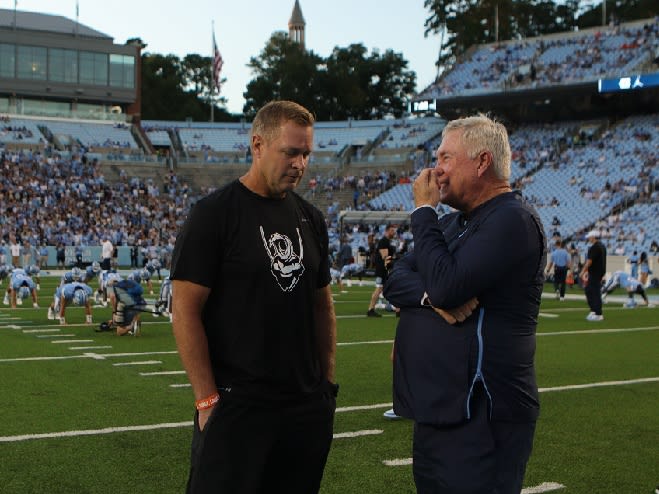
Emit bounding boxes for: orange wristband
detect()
[195,392,220,411]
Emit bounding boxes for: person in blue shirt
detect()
[545,239,570,300]
[626,251,639,279]
[384,115,546,494]
[48,281,94,325]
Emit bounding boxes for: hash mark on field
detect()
[69,346,112,350]
[113,360,162,367]
[37,334,75,338]
[522,482,566,493]
[23,329,61,333]
[333,429,382,439]
[51,339,93,344]
[140,370,186,376]
[169,383,191,388]
[338,339,393,346]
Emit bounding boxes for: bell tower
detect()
[288,0,306,49]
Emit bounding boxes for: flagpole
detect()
[210,21,215,123]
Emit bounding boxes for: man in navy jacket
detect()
[384,115,546,494]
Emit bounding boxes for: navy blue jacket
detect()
[384,191,546,425]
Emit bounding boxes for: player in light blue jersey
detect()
[97,270,123,306]
[602,270,653,308]
[3,268,39,308]
[83,261,102,286]
[341,262,365,287]
[26,264,41,290]
[129,268,155,295]
[155,276,172,321]
[48,281,94,325]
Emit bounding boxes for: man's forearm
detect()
[314,285,336,382]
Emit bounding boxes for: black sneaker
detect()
[367,309,382,318]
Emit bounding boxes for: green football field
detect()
[0,276,657,494]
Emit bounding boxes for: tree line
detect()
[140,0,656,121]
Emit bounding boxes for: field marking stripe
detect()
[140,370,186,376]
[113,360,162,367]
[0,426,381,443]
[539,377,659,392]
[539,326,659,336]
[69,346,113,350]
[337,403,392,413]
[333,429,383,439]
[338,339,393,346]
[0,422,194,442]
[522,482,566,493]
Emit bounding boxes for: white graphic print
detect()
[260,226,305,292]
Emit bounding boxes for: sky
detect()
[10,0,443,114]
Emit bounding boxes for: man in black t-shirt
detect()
[170,101,337,494]
[367,224,397,317]
[581,230,607,321]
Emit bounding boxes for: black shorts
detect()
[186,391,335,494]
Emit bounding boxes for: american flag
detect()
[212,32,224,91]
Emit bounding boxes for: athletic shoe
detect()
[16,297,22,305]
[3,295,9,305]
[47,307,55,320]
[59,317,66,325]
[647,303,655,308]
[131,319,141,336]
[383,408,403,420]
[86,315,93,325]
[367,309,382,318]
[586,313,604,321]
[32,303,39,308]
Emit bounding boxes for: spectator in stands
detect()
[384,114,546,494]
[580,230,607,321]
[170,100,337,493]
[367,224,397,317]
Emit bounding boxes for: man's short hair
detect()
[250,100,315,143]
[443,114,511,182]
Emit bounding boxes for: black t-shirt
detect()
[170,180,330,400]
[587,241,607,280]
[374,235,394,278]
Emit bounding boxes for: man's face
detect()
[434,129,478,210]
[252,121,313,198]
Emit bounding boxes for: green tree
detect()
[244,35,416,120]
[141,52,235,121]
[243,32,325,119]
[577,0,657,27]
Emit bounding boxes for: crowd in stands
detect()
[0,149,210,268]
[417,17,659,100]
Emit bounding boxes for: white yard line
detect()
[113,360,162,367]
[0,426,382,443]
